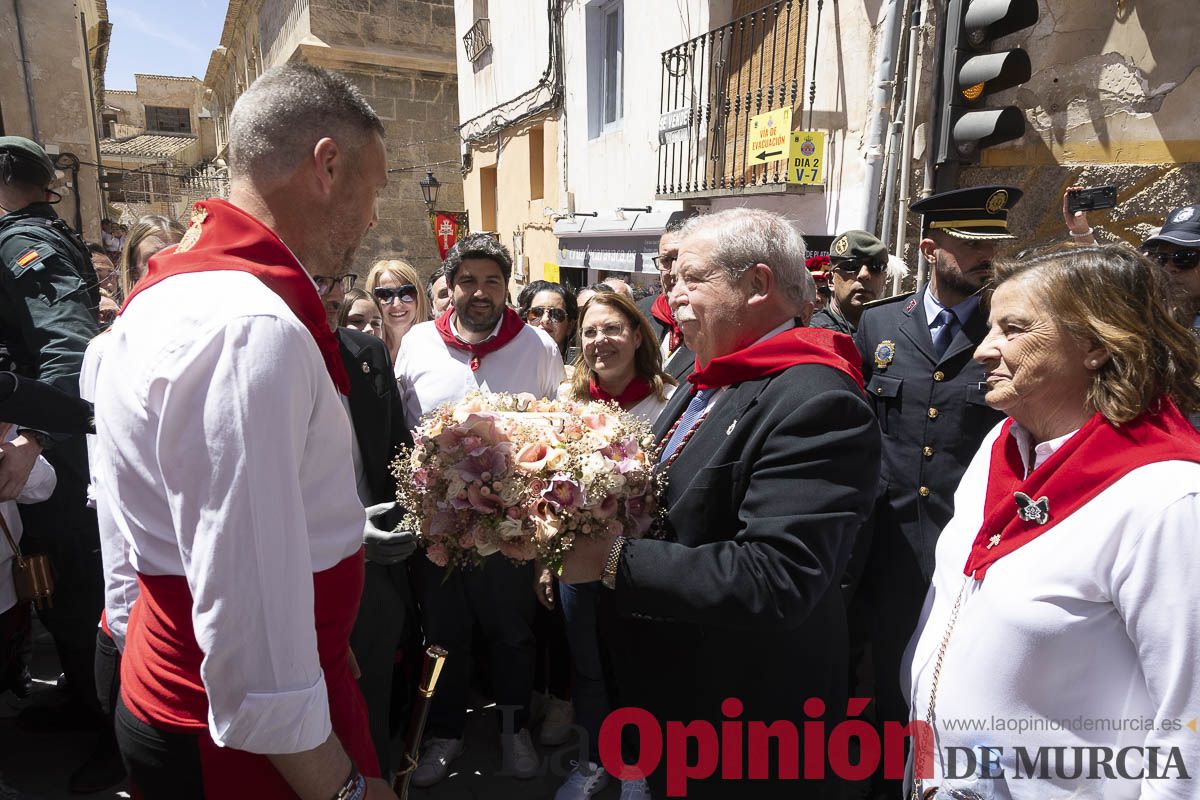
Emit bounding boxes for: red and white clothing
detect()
[92,199,377,793]
[905,420,1200,799]
[396,315,565,429]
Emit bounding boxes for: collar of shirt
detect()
[1010,422,1079,477]
[704,318,798,411]
[923,288,980,331]
[451,311,503,344]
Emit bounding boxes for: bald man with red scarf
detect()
[561,208,881,799]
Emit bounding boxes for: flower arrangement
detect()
[393,391,663,572]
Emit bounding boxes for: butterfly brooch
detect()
[1014,491,1050,525]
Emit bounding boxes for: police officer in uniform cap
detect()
[0,136,115,791]
[811,229,889,334]
[852,185,1018,791]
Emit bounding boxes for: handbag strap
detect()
[0,511,23,562]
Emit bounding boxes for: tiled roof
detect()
[106,89,136,95]
[134,73,201,82]
[100,134,197,158]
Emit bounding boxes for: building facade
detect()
[0,0,110,240]
[100,74,224,223]
[205,0,464,276]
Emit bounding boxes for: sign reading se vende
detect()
[747,108,792,165]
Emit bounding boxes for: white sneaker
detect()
[411,736,464,787]
[620,776,652,799]
[539,695,575,746]
[554,761,610,799]
[500,728,540,779]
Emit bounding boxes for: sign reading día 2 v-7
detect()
[787,131,826,185]
[747,108,792,165]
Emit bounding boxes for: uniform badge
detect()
[726,420,737,435]
[904,297,918,313]
[1173,206,1196,223]
[874,340,896,369]
[15,249,40,268]
[833,235,849,256]
[175,205,208,254]
[361,361,371,373]
[985,189,1009,215]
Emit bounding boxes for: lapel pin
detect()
[986,533,1001,549]
[726,420,737,435]
[361,362,371,373]
[1014,491,1050,525]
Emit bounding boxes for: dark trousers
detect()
[412,553,535,739]
[94,627,121,718]
[115,695,204,799]
[350,561,412,777]
[20,474,104,714]
[559,581,607,763]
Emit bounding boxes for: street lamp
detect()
[419,170,441,210]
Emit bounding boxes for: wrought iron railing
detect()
[656,0,808,199]
[463,17,491,63]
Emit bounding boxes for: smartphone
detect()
[1067,186,1118,214]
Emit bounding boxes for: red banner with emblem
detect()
[432,211,470,260]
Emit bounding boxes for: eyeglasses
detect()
[373,284,418,304]
[830,258,887,275]
[526,306,568,323]
[581,322,628,340]
[313,273,357,296]
[1141,248,1200,270]
[651,254,677,270]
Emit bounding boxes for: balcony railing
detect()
[463,17,491,63]
[656,0,809,199]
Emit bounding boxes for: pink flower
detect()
[542,474,586,511]
[498,537,538,562]
[515,442,568,473]
[467,482,504,513]
[426,543,449,567]
[580,412,617,438]
[457,444,510,483]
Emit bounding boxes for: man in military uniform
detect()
[853,186,1019,793]
[810,229,889,334]
[0,136,114,791]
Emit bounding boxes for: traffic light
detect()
[935,0,1038,167]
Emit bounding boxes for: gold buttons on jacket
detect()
[933,371,945,381]
[919,486,931,497]
[875,385,884,394]
[923,446,934,457]
[928,407,939,419]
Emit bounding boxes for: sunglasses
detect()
[373,284,418,304]
[526,306,568,323]
[1142,248,1200,270]
[829,258,887,275]
[313,273,357,296]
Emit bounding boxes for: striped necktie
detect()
[659,388,716,464]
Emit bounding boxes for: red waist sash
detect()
[120,550,377,794]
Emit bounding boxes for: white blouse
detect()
[905,420,1200,799]
[92,271,365,755]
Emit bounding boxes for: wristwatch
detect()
[601,536,626,590]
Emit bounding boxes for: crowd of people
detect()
[2,61,1200,800]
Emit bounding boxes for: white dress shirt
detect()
[92,271,365,754]
[395,315,566,430]
[905,420,1200,799]
[0,428,56,615]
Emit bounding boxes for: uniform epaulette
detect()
[862,290,914,309]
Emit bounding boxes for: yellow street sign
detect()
[787,131,826,185]
[747,108,792,166]
[543,262,560,282]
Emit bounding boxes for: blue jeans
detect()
[559,581,609,763]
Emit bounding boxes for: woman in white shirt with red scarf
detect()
[904,245,1200,799]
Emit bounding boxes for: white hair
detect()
[679,208,816,306]
[228,63,384,183]
[885,253,909,282]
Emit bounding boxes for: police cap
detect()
[0,136,57,187]
[910,185,1023,241]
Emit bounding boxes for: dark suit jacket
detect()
[851,288,1003,725]
[636,293,695,382]
[609,362,881,798]
[337,328,411,506]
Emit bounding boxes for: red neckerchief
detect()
[122,199,349,395]
[434,306,526,371]
[588,375,653,409]
[964,398,1200,580]
[651,294,682,353]
[687,326,864,392]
